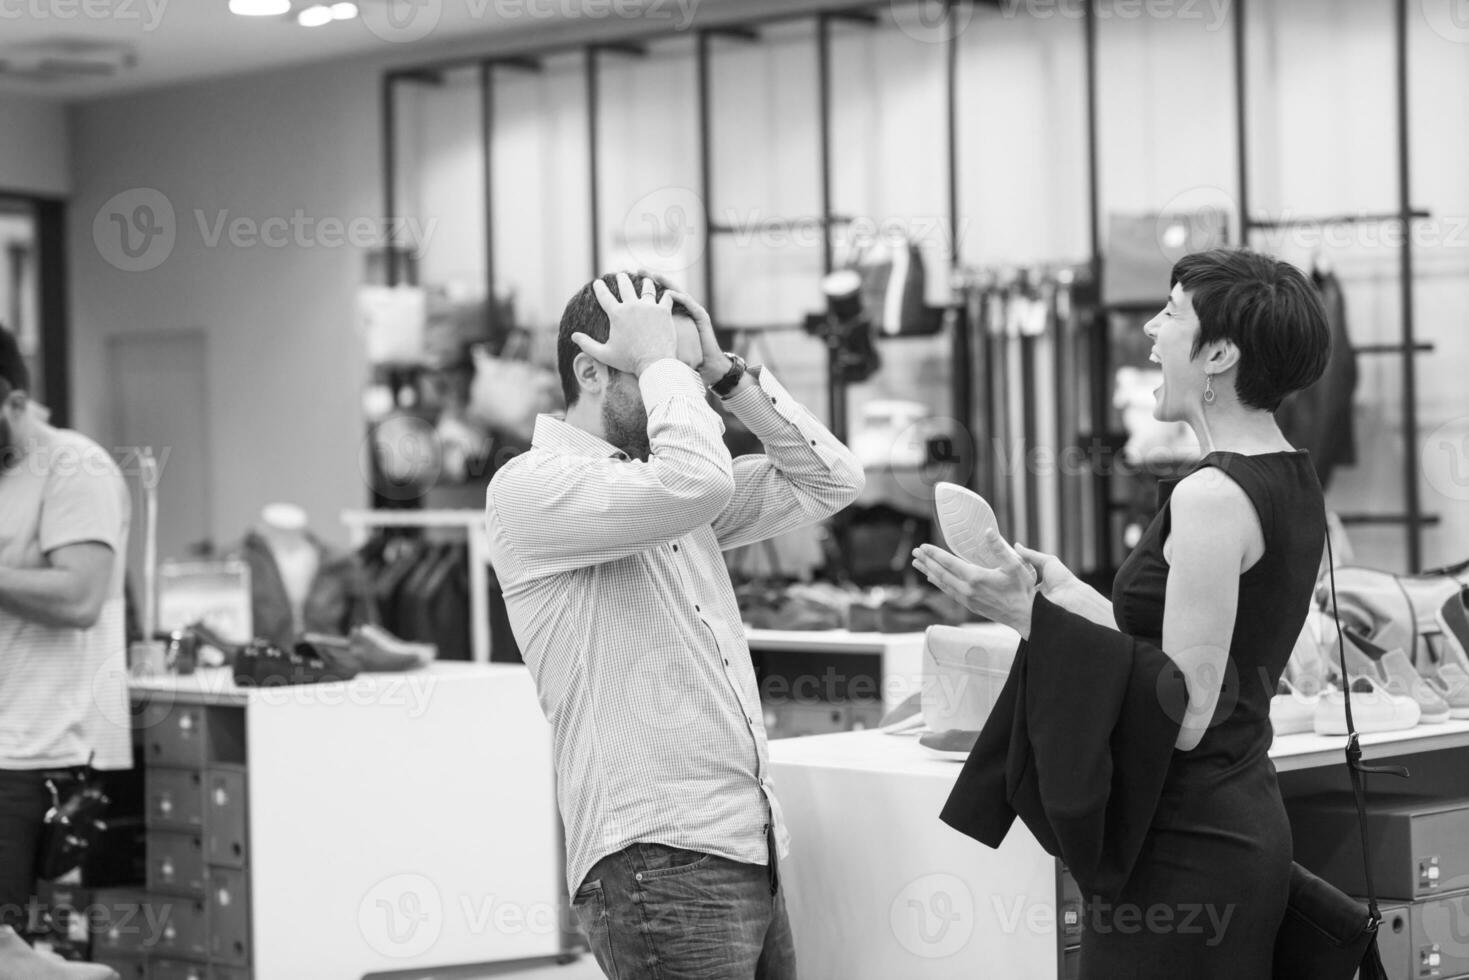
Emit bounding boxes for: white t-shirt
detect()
[0,425,132,770]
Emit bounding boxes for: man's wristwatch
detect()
[710,352,748,398]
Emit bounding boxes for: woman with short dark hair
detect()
[916,247,1331,976]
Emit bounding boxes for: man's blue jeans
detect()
[572,843,798,980]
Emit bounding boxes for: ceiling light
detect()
[331,2,359,18]
[297,4,334,26]
[229,0,291,15]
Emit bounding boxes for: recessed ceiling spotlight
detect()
[229,0,291,15]
[331,2,359,19]
[297,3,334,26]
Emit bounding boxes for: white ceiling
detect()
[0,0,725,101]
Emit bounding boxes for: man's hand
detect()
[667,290,733,388]
[571,274,678,377]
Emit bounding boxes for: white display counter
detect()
[129,663,563,980]
[769,721,1469,980]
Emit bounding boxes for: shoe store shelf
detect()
[1269,719,1469,773]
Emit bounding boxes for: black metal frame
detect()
[380,0,1435,572]
[1083,0,1435,574]
[1232,0,1433,570]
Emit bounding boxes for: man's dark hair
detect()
[557,272,692,407]
[0,325,29,396]
[1170,248,1330,413]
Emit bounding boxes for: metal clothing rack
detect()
[340,508,493,663]
[1233,0,1436,571]
[1081,0,1438,576]
[381,0,975,451]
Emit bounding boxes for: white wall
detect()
[0,93,68,197]
[69,59,380,551]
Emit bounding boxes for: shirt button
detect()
[672,544,679,552]
[695,605,701,612]
[724,659,730,666]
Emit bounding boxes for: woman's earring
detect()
[1203,373,1216,405]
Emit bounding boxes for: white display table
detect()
[128,663,563,980]
[769,722,1469,980]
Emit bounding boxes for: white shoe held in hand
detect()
[934,483,1034,578]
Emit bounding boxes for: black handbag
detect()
[1271,536,1404,980]
[35,756,111,882]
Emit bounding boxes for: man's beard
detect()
[602,381,651,462]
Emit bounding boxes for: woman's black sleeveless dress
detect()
[1080,450,1325,979]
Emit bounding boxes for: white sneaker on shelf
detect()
[1423,659,1469,720]
[1313,675,1422,736]
[1270,678,1320,737]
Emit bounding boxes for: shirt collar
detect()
[532,414,629,461]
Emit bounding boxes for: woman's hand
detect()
[1015,541,1117,631]
[1015,542,1076,596]
[912,529,1038,638]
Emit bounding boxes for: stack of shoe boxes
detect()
[1291,794,1469,980]
[91,701,252,979]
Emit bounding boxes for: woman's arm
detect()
[1163,469,1259,752]
[1016,543,1116,630]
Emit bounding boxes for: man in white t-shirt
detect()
[0,327,131,934]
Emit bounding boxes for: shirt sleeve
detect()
[710,367,866,551]
[488,360,736,578]
[39,442,128,556]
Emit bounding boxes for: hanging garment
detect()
[1276,269,1358,488]
[239,532,376,648]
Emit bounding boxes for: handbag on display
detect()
[848,236,936,337]
[35,756,110,882]
[1272,535,1400,980]
[1318,559,1468,665]
[467,331,560,443]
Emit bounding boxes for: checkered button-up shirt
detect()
[486,359,865,895]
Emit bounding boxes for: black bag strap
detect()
[1324,534,1409,929]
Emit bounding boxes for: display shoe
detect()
[1313,676,1422,736]
[1270,678,1319,737]
[934,482,1029,574]
[0,927,118,979]
[1343,630,1450,724]
[349,623,437,671]
[1435,588,1469,675]
[1423,660,1469,720]
[918,728,979,761]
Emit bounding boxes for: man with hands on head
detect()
[486,272,864,980]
